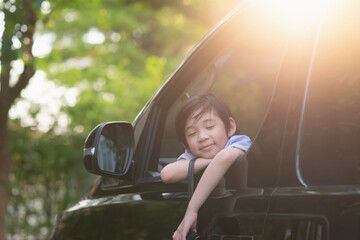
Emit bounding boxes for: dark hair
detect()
[175,93,239,148]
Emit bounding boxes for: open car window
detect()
[159,26,287,175]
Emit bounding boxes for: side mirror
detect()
[83,121,134,177]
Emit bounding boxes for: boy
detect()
[160,93,251,240]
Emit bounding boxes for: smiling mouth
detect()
[200,144,214,151]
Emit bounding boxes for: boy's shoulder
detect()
[228,135,251,143]
[226,135,252,151]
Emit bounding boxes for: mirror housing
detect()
[83,121,134,178]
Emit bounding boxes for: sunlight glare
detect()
[268,0,328,29]
[33,32,56,57]
[82,28,105,45]
[9,70,79,133]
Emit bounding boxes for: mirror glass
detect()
[97,124,130,173]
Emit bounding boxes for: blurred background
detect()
[0,0,242,239]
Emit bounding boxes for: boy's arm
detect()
[172,147,245,240]
[160,158,211,184]
[187,147,244,210]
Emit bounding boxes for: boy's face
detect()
[184,110,235,159]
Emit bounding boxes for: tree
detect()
[0,1,37,238]
[0,0,80,238]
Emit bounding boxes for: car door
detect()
[265,1,360,239]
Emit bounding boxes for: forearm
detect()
[187,148,244,212]
[161,158,211,184]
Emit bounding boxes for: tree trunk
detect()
[0,1,37,238]
[0,116,11,240]
[0,65,35,239]
[0,66,35,239]
[0,57,11,240]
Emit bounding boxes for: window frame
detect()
[139,5,293,187]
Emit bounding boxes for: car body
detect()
[51,0,360,239]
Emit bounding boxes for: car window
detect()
[158,8,288,189]
[298,1,360,185]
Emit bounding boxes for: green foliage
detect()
[8,119,90,239]
[36,0,212,133]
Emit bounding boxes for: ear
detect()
[227,117,237,137]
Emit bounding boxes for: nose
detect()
[198,129,209,142]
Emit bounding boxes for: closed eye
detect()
[187,131,196,137]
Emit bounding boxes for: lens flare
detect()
[267,0,329,29]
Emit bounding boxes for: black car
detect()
[51,0,360,239]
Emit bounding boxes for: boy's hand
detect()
[172,211,198,240]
